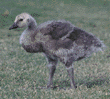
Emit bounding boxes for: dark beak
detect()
[9,23,18,30]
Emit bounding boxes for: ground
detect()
[0,0,110,98]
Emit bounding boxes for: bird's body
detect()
[9,13,106,89]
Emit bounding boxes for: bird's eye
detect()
[19,19,23,21]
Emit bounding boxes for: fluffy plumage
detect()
[9,13,106,89]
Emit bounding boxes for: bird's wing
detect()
[37,20,74,40]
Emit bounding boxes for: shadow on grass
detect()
[52,77,109,89]
[77,76,109,88]
[85,78,109,88]
[36,77,109,90]
[53,80,70,89]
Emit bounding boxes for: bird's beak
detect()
[9,22,18,30]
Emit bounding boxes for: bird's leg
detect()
[37,62,56,89]
[66,66,77,89]
[45,54,58,89]
[65,57,77,89]
[47,65,56,88]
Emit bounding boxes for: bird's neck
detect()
[19,18,37,45]
[28,19,37,30]
[19,29,33,45]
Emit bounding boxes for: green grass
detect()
[0,0,110,98]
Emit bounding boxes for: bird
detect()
[9,12,106,89]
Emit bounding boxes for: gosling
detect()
[9,12,106,89]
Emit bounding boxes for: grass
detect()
[0,0,110,98]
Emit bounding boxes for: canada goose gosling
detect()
[9,13,106,89]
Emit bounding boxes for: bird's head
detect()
[9,13,32,30]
